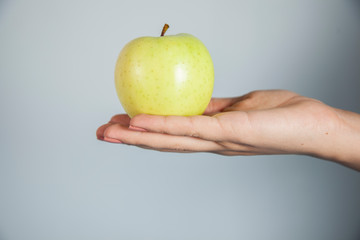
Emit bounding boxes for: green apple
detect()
[115,24,214,118]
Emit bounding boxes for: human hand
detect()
[97,90,360,170]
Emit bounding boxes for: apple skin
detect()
[115,33,214,118]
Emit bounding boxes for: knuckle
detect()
[188,119,200,137]
[161,115,173,134]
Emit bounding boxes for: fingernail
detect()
[129,125,147,132]
[103,137,123,143]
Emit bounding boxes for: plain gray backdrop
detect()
[0,0,360,239]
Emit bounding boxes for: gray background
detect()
[1,0,360,239]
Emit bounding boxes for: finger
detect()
[130,112,250,142]
[103,123,224,152]
[97,114,130,141]
[204,97,241,115]
[109,114,131,124]
[96,123,113,140]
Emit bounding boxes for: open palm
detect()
[97,90,341,160]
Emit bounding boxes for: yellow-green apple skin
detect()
[115,33,214,118]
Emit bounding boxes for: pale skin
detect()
[96,90,360,171]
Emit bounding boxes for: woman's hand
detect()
[97,90,360,170]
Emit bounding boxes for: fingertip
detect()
[103,123,117,138]
[109,114,131,124]
[97,134,104,141]
[96,123,112,140]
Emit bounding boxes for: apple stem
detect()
[160,24,170,37]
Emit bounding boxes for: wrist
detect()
[306,107,360,170]
[329,109,360,170]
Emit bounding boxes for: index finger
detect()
[130,112,250,142]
